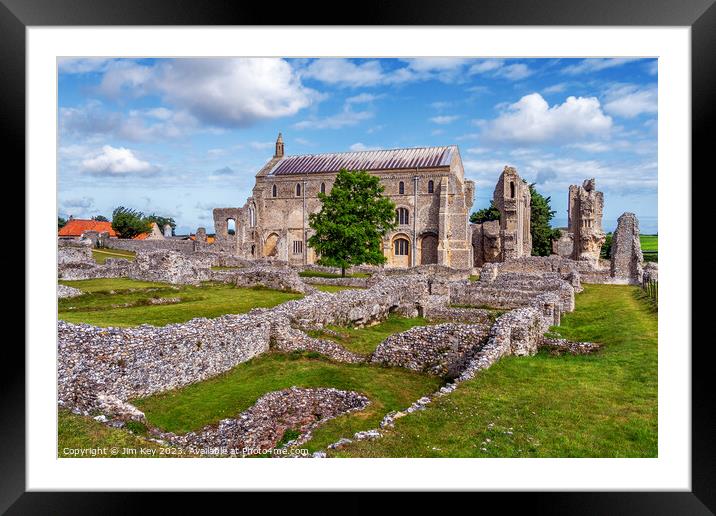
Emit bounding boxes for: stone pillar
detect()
[568,178,605,264]
[610,212,644,284]
[493,166,531,261]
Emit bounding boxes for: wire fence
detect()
[642,277,658,304]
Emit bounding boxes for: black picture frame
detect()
[4,0,708,511]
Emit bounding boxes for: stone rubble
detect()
[57,284,84,299]
[162,387,370,456]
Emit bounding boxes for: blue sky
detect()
[58,57,658,235]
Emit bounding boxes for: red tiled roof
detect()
[58,219,117,237]
[133,232,150,240]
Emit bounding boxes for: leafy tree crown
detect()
[307,169,396,274]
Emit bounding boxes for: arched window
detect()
[396,207,409,225]
[248,207,256,228]
[320,182,326,194]
[399,181,405,194]
[394,238,409,256]
[296,183,302,196]
[227,218,236,236]
[251,244,256,256]
[427,180,434,193]
[272,184,277,197]
[510,181,515,198]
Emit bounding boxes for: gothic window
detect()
[227,218,236,236]
[510,181,515,198]
[394,238,409,256]
[320,182,326,194]
[428,180,434,193]
[293,240,303,255]
[399,181,405,194]
[251,245,256,256]
[272,184,277,197]
[296,183,302,196]
[248,207,256,228]
[396,207,409,225]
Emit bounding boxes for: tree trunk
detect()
[341,267,346,278]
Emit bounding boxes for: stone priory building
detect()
[212,134,476,268]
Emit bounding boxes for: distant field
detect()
[639,235,658,252]
[92,248,136,264]
[640,234,658,263]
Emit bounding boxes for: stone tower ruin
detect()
[567,178,605,264]
[493,166,531,261]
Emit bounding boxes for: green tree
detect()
[601,232,613,259]
[92,215,109,222]
[58,216,67,229]
[308,169,397,277]
[111,206,151,239]
[469,201,501,224]
[145,214,176,236]
[529,183,561,256]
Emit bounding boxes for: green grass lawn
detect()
[313,284,365,294]
[58,409,171,458]
[132,352,442,452]
[58,278,302,327]
[92,248,136,264]
[299,270,371,279]
[639,234,658,252]
[306,314,431,355]
[331,284,657,457]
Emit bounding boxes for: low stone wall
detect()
[423,306,493,325]
[370,323,491,378]
[106,238,196,253]
[58,244,93,265]
[57,284,84,298]
[449,281,574,313]
[272,275,430,329]
[131,250,213,285]
[299,276,370,288]
[163,387,370,455]
[58,259,132,280]
[58,314,272,415]
[233,266,316,294]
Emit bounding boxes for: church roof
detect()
[267,145,458,176]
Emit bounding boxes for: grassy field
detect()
[92,248,136,264]
[639,234,658,251]
[640,234,658,263]
[306,314,431,355]
[58,409,171,458]
[132,352,442,452]
[58,278,302,327]
[298,270,371,279]
[332,284,657,457]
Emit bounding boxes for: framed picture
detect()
[8,0,709,509]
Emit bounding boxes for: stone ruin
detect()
[562,178,606,264]
[472,166,531,267]
[610,212,644,284]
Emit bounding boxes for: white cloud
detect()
[430,115,460,125]
[483,93,612,143]
[58,58,113,74]
[97,58,316,127]
[403,57,472,72]
[293,106,373,130]
[543,83,568,94]
[603,84,657,118]
[81,145,158,176]
[346,93,383,104]
[62,197,94,209]
[468,59,532,80]
[60,101,199,142]
[302,59,386,87]
[561,58,641,75]
[249,141,274,150]
[349,142,381,152]
[567,142,612,153]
